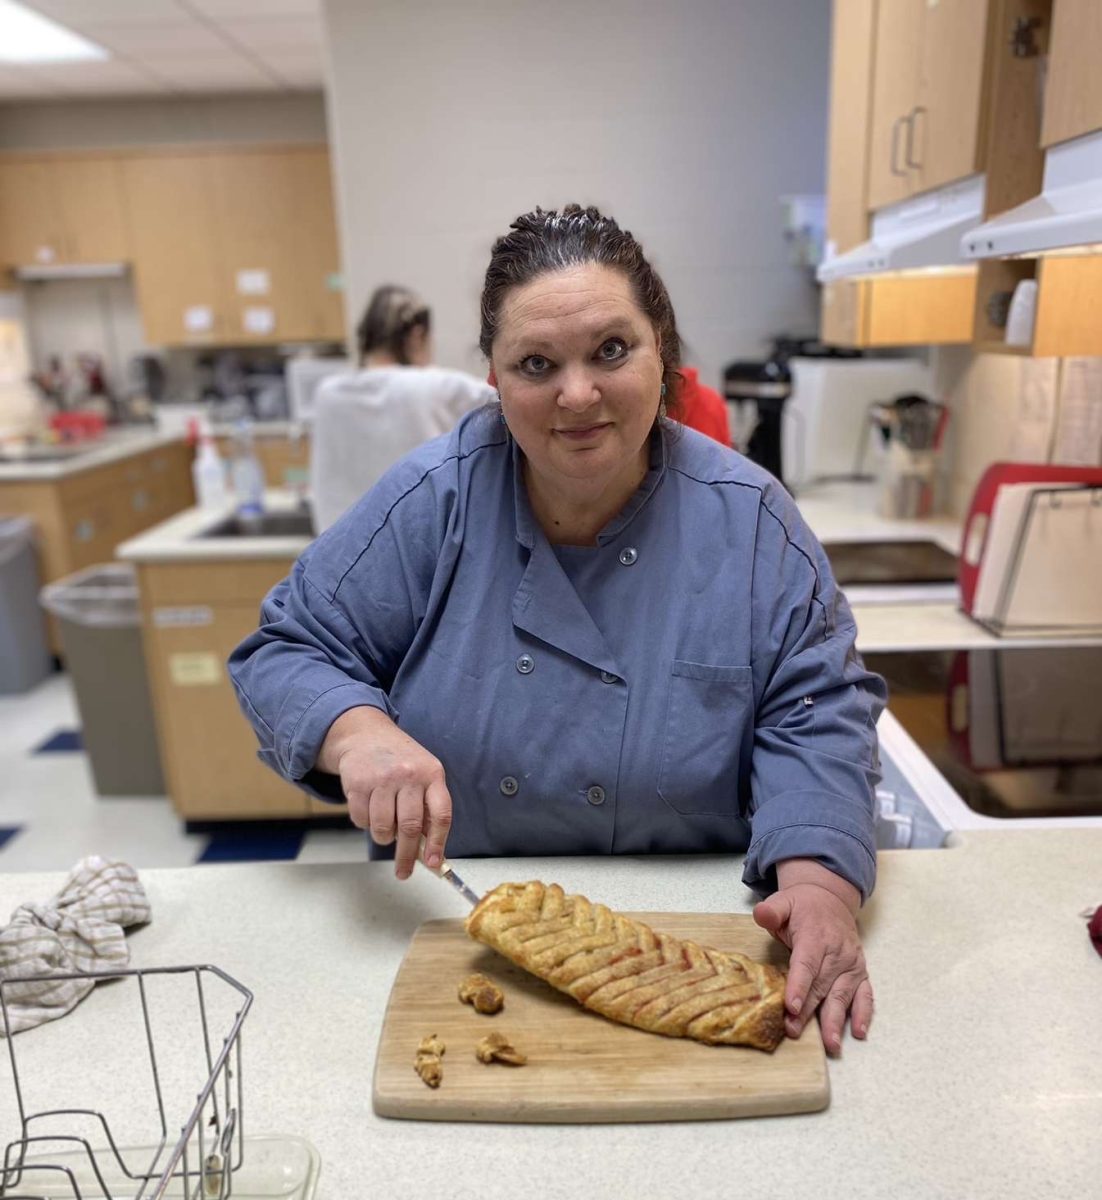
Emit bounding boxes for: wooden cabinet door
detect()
[1041,0,1102,147]
[911,0,991,193]
[135,560,310,820]
[0,159,64,267]
[287,148,345,341]
[208,150,298,343]
[122,154,228,346]
[867,0,925,209]
[825,0,878,255]
[208,148,343,344]
[52,157,130,263]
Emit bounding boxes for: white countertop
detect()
[117,489,314,563]
[0,429,185,482]
[0,834,1097,1200]
[793,480,962,553]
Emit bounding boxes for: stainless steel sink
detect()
[199,511,315,538]
[823,539,958,586]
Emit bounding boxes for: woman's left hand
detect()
[752,858,873,1056]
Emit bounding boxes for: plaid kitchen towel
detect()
[0,856,151,1036]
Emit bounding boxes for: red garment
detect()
[674,366,731,447]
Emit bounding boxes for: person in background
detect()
[309,285,495,531]
[674,364,731,446]
[232,206,886,1057]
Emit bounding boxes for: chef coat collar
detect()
[507,428,670,676]
[509,423,669,550]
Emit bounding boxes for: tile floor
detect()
[0,671,367,876]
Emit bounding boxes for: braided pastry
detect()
[466,882,786,1052]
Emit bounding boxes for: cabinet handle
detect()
[905,106,926,170]
[890,115,908,177]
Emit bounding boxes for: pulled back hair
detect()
[356,285,431,365]
[479,205,682,411]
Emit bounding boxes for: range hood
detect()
[13,262,128,281]
[818,175,985,282]
[961,128,1102,259]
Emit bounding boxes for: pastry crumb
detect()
[458,973,505,1014]
[415,1033,446,1088]
[475,1031,527,1066]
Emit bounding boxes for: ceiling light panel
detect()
[0,0,108,62]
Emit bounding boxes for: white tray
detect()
[4,1134,319,1199]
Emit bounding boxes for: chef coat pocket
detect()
[657,661,753,816]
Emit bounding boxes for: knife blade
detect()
[418,837,481,908]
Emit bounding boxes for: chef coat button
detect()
[586,785,606,806]
[500,776,519,796]
[618,546,638,566]
[516,654,534,674]
[599,670,618,684]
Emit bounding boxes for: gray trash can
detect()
[0,515,52,694]
[40,563,164,796]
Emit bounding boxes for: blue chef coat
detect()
[228,406,887,898]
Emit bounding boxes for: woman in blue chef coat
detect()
[228,205,888,1056]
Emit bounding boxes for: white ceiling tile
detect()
[187,0,319,17]
[257,58,323,87]
[213,16,321,50]
[30,58,163,86]
[22,1,187,24]
[85,21,229,55]
[145,55,278,89]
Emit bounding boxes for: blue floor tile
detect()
[0,827,22,851]
[33,729,83,753]
[197,827,306,864]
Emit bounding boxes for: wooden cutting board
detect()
[373,913,828,1123]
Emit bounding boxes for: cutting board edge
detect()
[371,1076,831,1124]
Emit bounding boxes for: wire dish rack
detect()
[1,965,318,1199]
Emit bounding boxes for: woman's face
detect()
[491,263,663,496]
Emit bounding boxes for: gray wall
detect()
[0,93,328,150]
[322,0,830,385]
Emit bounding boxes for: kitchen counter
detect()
[117,489,313,563]
[0,833,1097,1199]
[0,428,185,481]
[794,480,961,553]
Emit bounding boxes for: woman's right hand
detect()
[316,706,452,879]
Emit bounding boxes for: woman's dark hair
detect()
[479,205,682,413]
[356,285,431,365]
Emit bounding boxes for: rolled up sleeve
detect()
[741,497,887,901]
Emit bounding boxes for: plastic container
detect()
[39,563,164,796]
[0,515,52,693]
[230,420,265,517]
[191,426,229,508]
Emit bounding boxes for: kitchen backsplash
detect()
[934,347,1102,517]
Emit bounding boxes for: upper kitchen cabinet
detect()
[867,0,993,210]
[121,154,227,346]
[0,155,130,268]
[825,0,878,256]
[867,0,925,209]
[122,147,344,347]
[1040,0,1102,146]
[207,148,343,344]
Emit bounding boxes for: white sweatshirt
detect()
[309,365,496,532]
